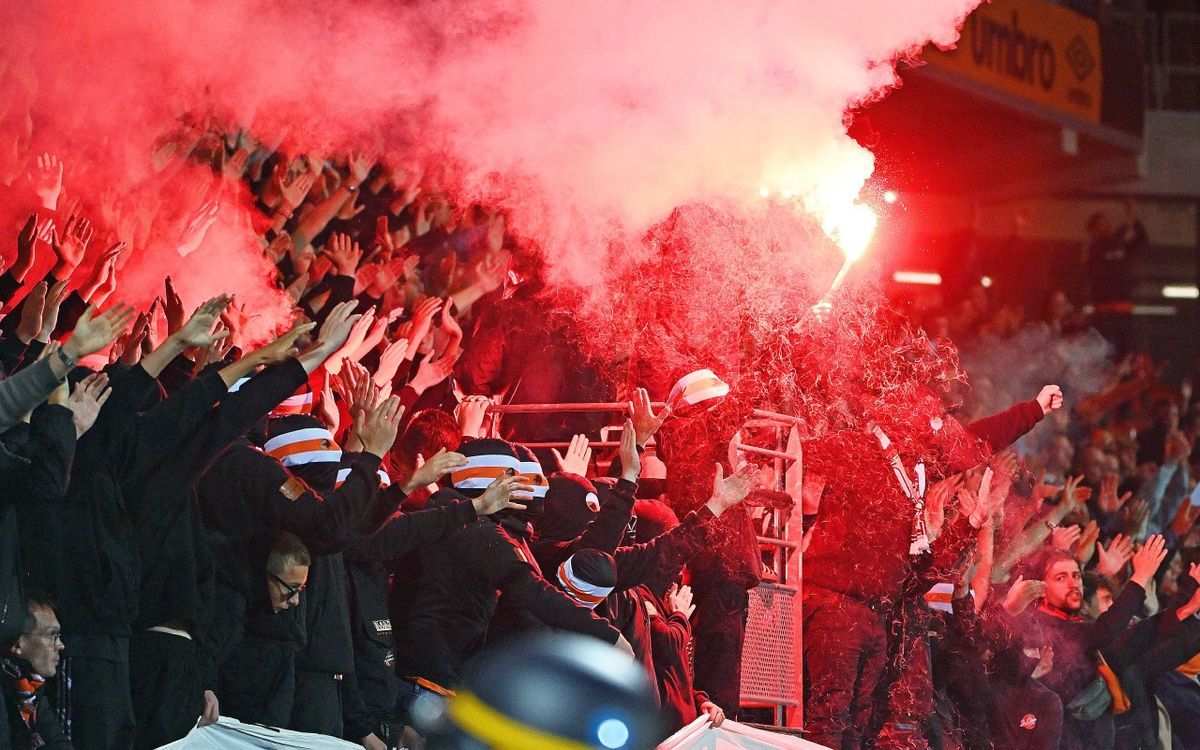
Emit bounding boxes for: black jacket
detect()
[390,494,622,689]
[344,500,479,727]
[32,364,230,637]
[0,404,75,642]
[200,535,307,727]
[198,445,392,556]
[132,359,311,634]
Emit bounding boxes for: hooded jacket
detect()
[390,488,622,689]
[803,400,1045,602]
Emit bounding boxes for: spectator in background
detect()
[3,595,70,749]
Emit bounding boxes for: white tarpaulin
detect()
[155,717,360,749]
[657,717,834,750]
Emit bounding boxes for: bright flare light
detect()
[822,202,878,261]
[883,190,898,204]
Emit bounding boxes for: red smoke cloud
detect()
[0,0,980,364]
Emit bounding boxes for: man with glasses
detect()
[199,531,311,729]
[3,594,70,748]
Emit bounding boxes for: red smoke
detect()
[1,0,980,371]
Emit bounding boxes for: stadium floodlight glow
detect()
[892,271,942,286]
[1162,285,1199,299]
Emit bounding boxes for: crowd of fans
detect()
[0,119,1198,750]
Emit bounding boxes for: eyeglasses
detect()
[23,631,63,644]
[271,573,307,599]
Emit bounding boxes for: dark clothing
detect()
[199,541,306,728]
[0,404,75,642]
[641,588,711,734]
[61,637,135,750]
[987,676,1064,750]
[344,501,479,730]
[803,586,889,750]
[291,670,345,737]
[691,581,749,721]
[530,477,637,573]
[801,401,1045,750]
[129,630,202,750]
[1025,582,1146,750]
[132,359,309,633]
[198,445,392,557]
[804,400,1045,603]
[391,497,622,690]
[599,588,659,710]
[2,662,72,750]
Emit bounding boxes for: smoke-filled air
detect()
[0,0,982,416]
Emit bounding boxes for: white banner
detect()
[156,717,360,749]
[657,717,833,750]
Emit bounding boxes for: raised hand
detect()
[64,303,136,360]
[455,395,492,439]
[472,470,533,516]
[1095,534,1135,576]
[1036,385,1064,416]
[410,349,459,394]
[175,295,233,348]
[1098,475,1132,514]
[177,200,219,257]
[246,321,317,367]
[402,448,468,494]
[1130,534,1168,587]
[629,387,666,447]
[373,336,410,389]
[163,276,187,335]
[325,233,362,277]
[1002,575,1046,616]
[404,296,443,359]
[66,372,112,437]
[1031,646,1054,680]
[705,461,756,517]
[347,152,374,186]
[1074,519,1100,566]
[34,279,69,344]
[354,394,404,458]
[552,434,593,477]
[28,152,63,210]
[617,418,641,483]
[315,300,362,352]
[1061,475,1091,509]
[666,583,696,619]
[16,281,48,344]
[275,169,315,212]
[52,214,93,272]
[13,214,43,280]
[1050,524,1082,552]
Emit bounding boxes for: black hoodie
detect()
[390,488,621,689]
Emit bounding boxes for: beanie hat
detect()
[556,549,617,609]
[533,473,602,543]
[450,438,520,498]
[629,499,679,544]
[265,414,342,491]
[665,368,729,419]
[513,444,549,500]
[231,367,326,417]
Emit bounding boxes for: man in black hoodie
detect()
[201,530,312,727]
[128,307,361,750]
[390,438,631,715]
